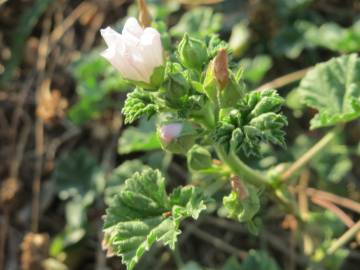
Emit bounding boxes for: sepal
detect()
[178,33,208,70]
[157,120,198,154]
[187,145,213,171]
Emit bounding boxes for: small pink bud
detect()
[212,49,229,90]
[159,123,183,144]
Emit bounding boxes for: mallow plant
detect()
[98,4,360,270]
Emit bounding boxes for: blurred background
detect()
[1,0,360,269]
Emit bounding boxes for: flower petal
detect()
[122,17,143,41]
[160,123,183,144]
[140,28,164,69]
[100,27,122,48]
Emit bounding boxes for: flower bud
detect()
[178,33,208,70]
[158,121,197,154]
[161,63,190,108]
[218,77,244,108]
[187,145,212,171]
[204,49,244,108]
[213,49,229,89]
[138,0,152,28]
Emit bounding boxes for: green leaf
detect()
[298,54,360,129]
[187,145,213,171]
[53,148,104,205]
[105,160,149,205]
[240,250,281,270]
[304,21,360,53]
[68,51,130,125]
[103,169,206,270]
[229,22,251,57]
[118,117,161,154]
[223,184,260,223]
[122,88,159,124]
[239,55,273,84]
[214,89,287,157]
[170,7,222,39]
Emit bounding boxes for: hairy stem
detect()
[215,145,269,187]
[215,145,300,216]
[281,128,339,182]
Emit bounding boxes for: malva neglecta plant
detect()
[98,2,360,270]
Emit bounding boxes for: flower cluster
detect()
[100,17,286,158]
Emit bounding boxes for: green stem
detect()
[281,127,340,182]
[215,145,300,217]
[215,145,269,188]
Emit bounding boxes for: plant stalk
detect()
[281,128,339,182]
[215,145,300,217]
[215,146,269,187]
[327,220,360,255]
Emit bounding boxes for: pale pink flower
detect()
[100,17,163,83]
[159,123,183,143]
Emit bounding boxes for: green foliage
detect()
[118,117,161,154]
[304,21,360,53]
[177,34,208,70]
[68,52,130,125]
[122,88,159,124]
[239,55,273,85]
[223,185,260,223]
[187,145,213,171]
[51,149,104,254]
[229,21,251,58]
[158,119,198,154]
[306,211,348,270]
[292,135,352,183]
[105,160,149,205]
[214,89,287,157]
[240,250,281,270]
[53,148,104,204]
[103,169,206,270]
[170,7,222,38]
[299,54,360,129]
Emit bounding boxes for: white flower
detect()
[159,123,183,143]
[100,17,163,83]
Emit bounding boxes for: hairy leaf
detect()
[223,185,260,223]
[214,89,287,157]
[118,117,161,154]
[299,54,360,129]
[304,21,360,53]
[122,88,159,124]
[105,160,149,205]
[53,149,104,204]
[103,169,206,270]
